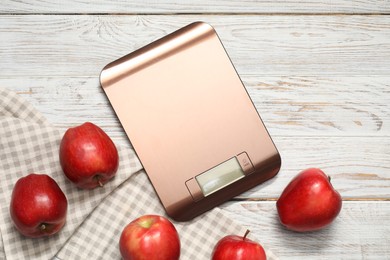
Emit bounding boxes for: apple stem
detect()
[243,229,250,240]
[95,176,104,187]
[328,175,331,182]
[39,223,46,231]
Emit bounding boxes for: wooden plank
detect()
[1,0,390,14]
[0,15,389,77]
[2,77,390,199]
[247,76,390,136]
[221,201,390,259]
[2,76,389,136]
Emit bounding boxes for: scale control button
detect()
[236,152,255,175]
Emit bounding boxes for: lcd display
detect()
[196,157,245,197]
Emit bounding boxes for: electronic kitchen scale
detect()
[100,22,281,221]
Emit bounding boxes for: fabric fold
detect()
[0,88,142,259]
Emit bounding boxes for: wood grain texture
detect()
[221,201,390,259]
[0,15,389,77]
[2,0,390,14]
[2,76,388,137]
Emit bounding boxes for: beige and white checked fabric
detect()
[0,88,277,259]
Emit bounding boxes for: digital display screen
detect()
[195,157,245,197]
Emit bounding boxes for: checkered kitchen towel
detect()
[0,88,277,259]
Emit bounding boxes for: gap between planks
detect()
[1,12,390,16]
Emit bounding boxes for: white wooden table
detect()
[1,1,389,259]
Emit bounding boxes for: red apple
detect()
[59,122,119,189]
[119,215,180,260]
[276,168,342,232]
[212,230,266,260]
[9,173,68,238]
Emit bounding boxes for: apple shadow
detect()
[273,211,337,252]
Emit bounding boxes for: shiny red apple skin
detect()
[276,168,342,232]
[10,173,68,238]
[119,215,180,260]
[212,231,266,260]
[59,122,119,189]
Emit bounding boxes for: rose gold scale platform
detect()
[100,22,281,221]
